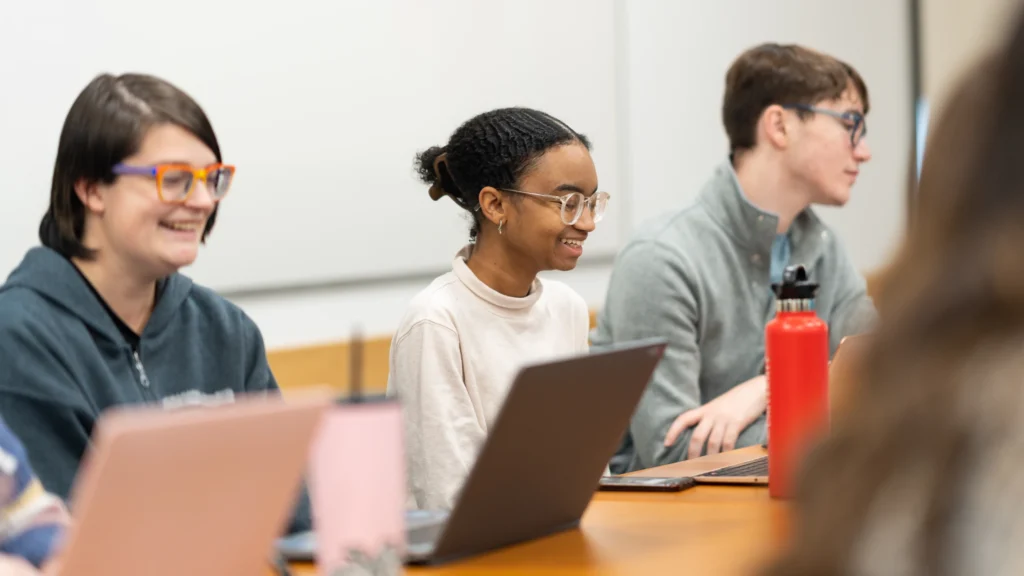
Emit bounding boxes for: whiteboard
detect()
[0,0,622,292]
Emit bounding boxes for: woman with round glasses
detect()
[0,73,311,534]
[388,107,608,510]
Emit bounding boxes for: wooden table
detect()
[289,446,790,575]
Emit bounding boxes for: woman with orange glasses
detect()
[0,73,310,534]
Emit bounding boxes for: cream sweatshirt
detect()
[387,246,590,510]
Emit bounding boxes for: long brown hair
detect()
[765,9,1024,576]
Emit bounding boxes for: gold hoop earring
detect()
[498,220,505,235]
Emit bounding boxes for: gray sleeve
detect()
[825,243,878,356]
[601,242,703,469]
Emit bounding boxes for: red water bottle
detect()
[765,265,829,499]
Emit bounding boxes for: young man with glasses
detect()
[595,43,876,471]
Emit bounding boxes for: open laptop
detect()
[51,391,331,576]
[276,337,667,565]
[694,334,870,485]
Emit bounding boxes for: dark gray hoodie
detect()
[0,246,311,533]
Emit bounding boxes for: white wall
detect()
[0,1,917,350]
[922,0,1021,115]
[235,0,914,350]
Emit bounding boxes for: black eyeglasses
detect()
[783,104,867,147]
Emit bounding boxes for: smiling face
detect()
[784,87,873,207]
[499,142,601,272]
[76,123,221,280]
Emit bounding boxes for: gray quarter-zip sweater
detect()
[593,160,876,471]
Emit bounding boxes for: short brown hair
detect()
[723,43,870,153]
[39,73,222,260]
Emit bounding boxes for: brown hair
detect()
[723,43,870,153]
[40,73,222,260]
[763,23,1024,576]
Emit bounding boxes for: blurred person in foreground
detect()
[765,9,1024,576]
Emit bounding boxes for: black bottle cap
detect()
[771,264,819,300]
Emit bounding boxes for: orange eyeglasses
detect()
[112,163,236,204]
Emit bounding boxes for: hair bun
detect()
[428,153,448,201]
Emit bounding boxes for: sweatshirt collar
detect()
[700,159,829,266]
[451,245,544,311]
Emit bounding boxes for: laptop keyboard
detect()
[700,456,768,477]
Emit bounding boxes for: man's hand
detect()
[663,375,767,460]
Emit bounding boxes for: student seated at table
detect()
[766,20,1024,576]
[388,107,607,510]
[0,417,68,574]
[0,73,310,533]
[593,43,877,471]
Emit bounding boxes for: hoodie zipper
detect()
[132,350,151,388]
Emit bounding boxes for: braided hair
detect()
[415,107,591,240]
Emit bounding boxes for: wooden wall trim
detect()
[267,337,391,394]
[268,278,883,395]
